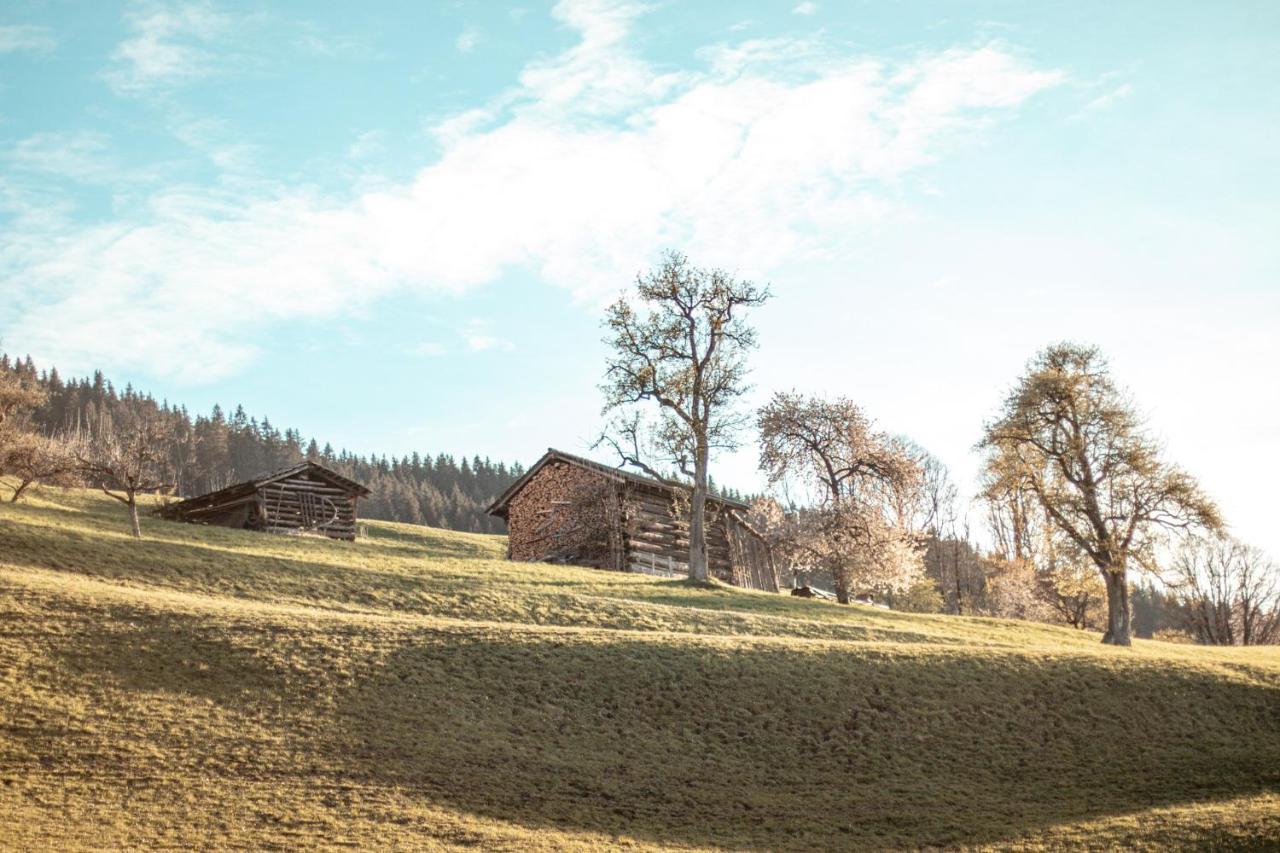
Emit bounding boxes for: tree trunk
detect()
[9,479,32,502]
[1100,568,1131,646]
[127,493,142,539]
[832,564,851,605]
[687,446,709,583]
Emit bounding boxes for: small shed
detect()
[157,462,371,541]
[487,449,779,592]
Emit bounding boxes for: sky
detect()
[1,1,1277,555]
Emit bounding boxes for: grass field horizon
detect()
[2,485,1277,850]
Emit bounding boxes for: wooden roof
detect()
[486,448,751,518]
[157,461,371,517]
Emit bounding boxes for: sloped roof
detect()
[157,461,371,517]
[486,448,750,518]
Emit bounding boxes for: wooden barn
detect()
[487,449,779,592]
[156,462,371,541]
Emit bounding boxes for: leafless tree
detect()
[983,477,1045,569]
[598,251,769,583]
[1166,536,1280,645]
[758,392,924,604]
[0,369,73,501]
[979,343,1221,645]
[75,407,177,538]
[1,433,78,502]
[923,521,991,616]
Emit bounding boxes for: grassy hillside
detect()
[1,486,1277,850]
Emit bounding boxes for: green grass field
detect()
[1,486,1277,850]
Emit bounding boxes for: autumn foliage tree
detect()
[599,251,769,583]
[758,392,924,604]
[979,343,1221,645]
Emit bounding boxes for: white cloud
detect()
[1084,81,1132,112]
[456,27,481,54]
[0,24,56,54]
[792,2,819,16]
[168,116,260,173]
[1,0,1061,382]
[5,131,115,182]
[104,1,234,94]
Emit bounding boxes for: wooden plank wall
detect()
[505,461,623,568]
[501,461,777,593]
[725,512,780,592]
[257,473,359,540]
[622,485,736,582]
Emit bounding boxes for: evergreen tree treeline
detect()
[1,354,522,534]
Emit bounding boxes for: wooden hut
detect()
[156,462,371,541]
[487,449,779,592]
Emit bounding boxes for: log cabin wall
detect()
[156,462,369,541]
[256,470,359,540]
[504,460,624,568]
[622,484,735,581]
[724,513,779,592]
[490,449,778,592]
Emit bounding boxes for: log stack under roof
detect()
[488,449,779,592]
[156,461,371,541]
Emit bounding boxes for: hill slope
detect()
[1,487,1277,850]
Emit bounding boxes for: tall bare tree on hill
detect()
[598,251,770,583]
[76,406,178,538]
[979,343,1221,645]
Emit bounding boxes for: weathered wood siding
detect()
[256,471,359,540]
[503,461,778,592]
[623,485,735,581]
[505,460,624,568]
[725,513,778,592]
[157,462,369,541]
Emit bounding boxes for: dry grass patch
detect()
[1,486,1277,850]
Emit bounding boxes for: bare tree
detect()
[76,407,176,538]
[923,523,990,616]
[1,432,78,502]
[983,477,1045,569]
[979,343,1221,645]
[1166,536,1280,645]
[758,392,924,604]
[598,251,769,583]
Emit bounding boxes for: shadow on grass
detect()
[47,596,307,704]
[332,633,1280,850]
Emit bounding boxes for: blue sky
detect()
[2,1,1278,554]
